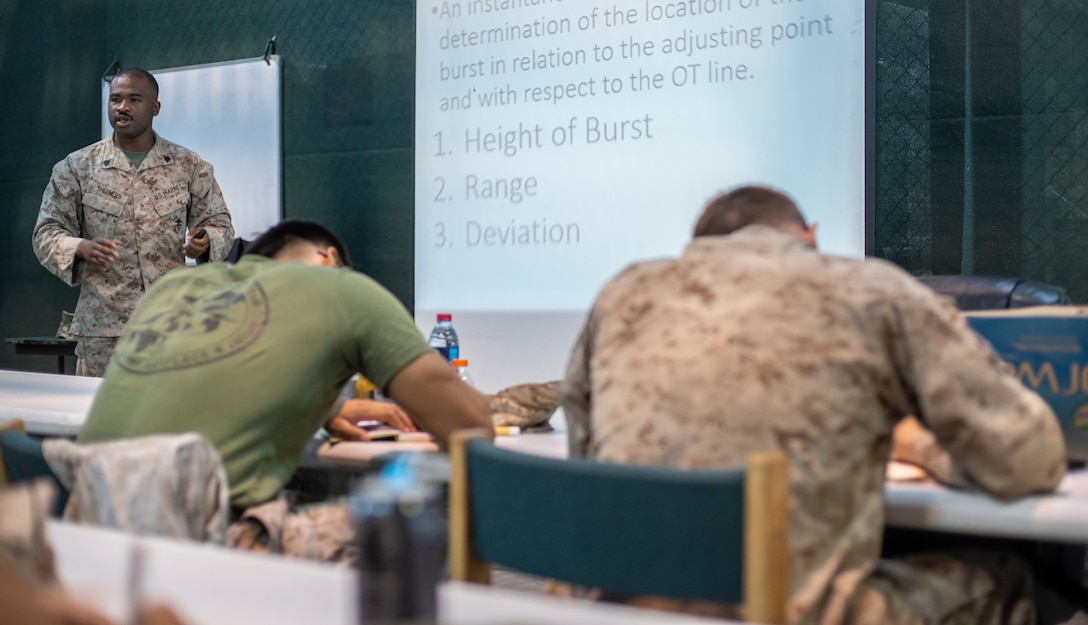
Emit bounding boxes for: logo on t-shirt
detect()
[115,276,269,373]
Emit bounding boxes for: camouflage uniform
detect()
[32,133,234,376]
[488,381,562,429]
[228,497,357,563]
[562,226,1067,625]
[73,337,117,378]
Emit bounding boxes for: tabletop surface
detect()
[0,369,100,436]
[48,521,741,625]
[49,520,357,625]
[883,466,1088,542]
[8,369,1088,544]
[5,336,77,345]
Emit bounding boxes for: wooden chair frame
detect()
[448,428,790,624]
[0,418,28,485]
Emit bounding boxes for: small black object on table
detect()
[4,336,78,374]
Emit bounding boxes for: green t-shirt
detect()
[79,256,432,507]
[120,147,150,169]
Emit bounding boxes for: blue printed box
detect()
[966,307,1088,462]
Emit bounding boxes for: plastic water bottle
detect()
[428,313,459,362]
[351,454,449,625]
[451,358,473,387]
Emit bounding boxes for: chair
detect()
[917,275,1072,310]
[448,429,790,624]
[43,433,230,541]
[0,419,69,517]
[225,237,251,263]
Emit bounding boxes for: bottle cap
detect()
[355,376,376,397]
[436,313,452,321]
[451,358,468,367]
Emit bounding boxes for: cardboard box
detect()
[966,306,1088,462]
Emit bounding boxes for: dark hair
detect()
[245,220,353,268]
[113,67,160,97]
[693,185,807,238]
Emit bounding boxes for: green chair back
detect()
[449,427,791,625]
[0,426,69,517]
[467,438,746,602]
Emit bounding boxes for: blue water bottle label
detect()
[434,345,451,360]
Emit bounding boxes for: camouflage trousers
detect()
[226,496,356,564]
[844,551,1036,625]
[564,550,1036,625]
[74,336,118,378]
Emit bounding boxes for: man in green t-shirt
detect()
[79,220,491,558]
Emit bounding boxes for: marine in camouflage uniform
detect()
[32,68,234,377]
[562,186,1066,625]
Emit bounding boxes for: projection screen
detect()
[416,1,870,391]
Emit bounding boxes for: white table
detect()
[0,369,99,436]
[883,468,1088,543]
[0,368,569,458]
[494,418,570,458]
[10,369,1088,544]
[47,520,740,625]
[306,415,568,465]
[48,520,357,625]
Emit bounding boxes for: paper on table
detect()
[885,461,930,482]
[319,440,440,463]
[355,420,432,442]
[395,431,433,443]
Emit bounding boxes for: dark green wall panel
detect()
[0,0,415,371]
[5,0,1088,372]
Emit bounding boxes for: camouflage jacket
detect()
[32,133,234,336]
[43,433,230,543]
[562,226,1066,625]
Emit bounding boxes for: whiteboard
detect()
[102,56,282,241]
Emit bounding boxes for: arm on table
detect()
[891,416,953,481]
[385,351,492,447]
[889,282,1066,499]
[324,399,417,442]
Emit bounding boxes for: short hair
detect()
[693,185,807,238]
[113,67,160,97]
[245,220,354,268]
